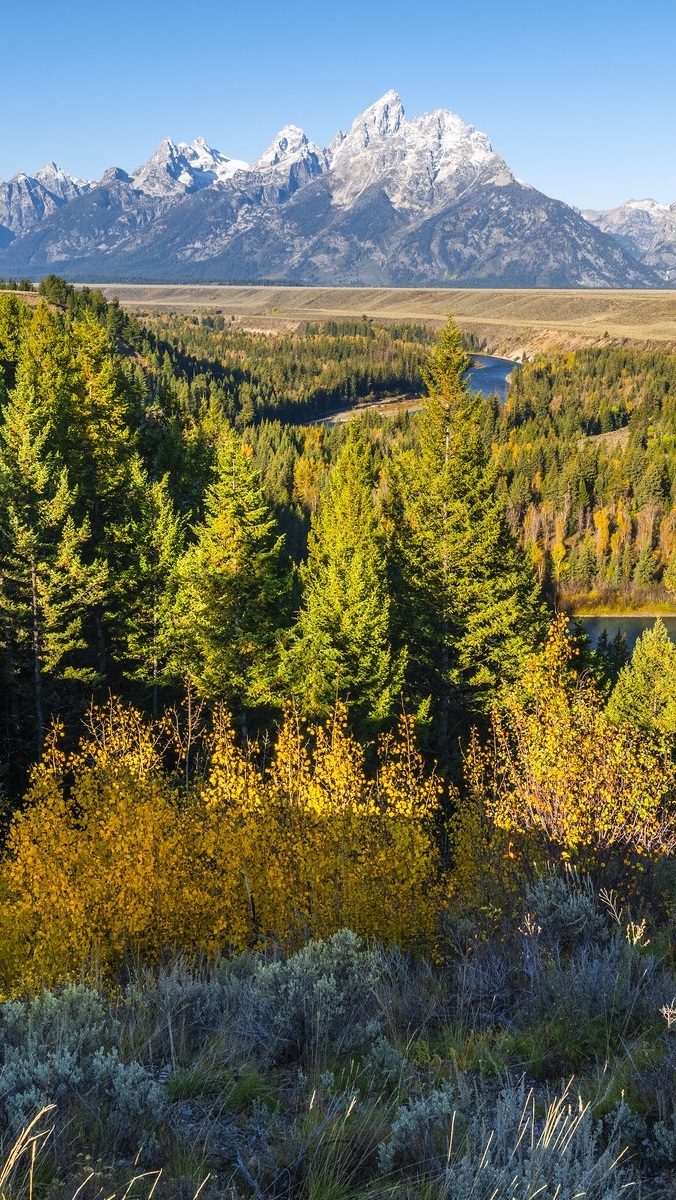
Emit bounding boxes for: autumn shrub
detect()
[450,618,676,915]
[0,706,197,987]
[196,706,444,952]
[0,701,444,991]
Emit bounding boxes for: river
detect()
[309,353,518,426]
[469,354,518,401]
[578,615,676,654]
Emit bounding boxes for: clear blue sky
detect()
[3,0,675,209]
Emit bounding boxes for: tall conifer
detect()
[284,421,404,726]
[167,429,293,728]
[387,319,546,757]
[110,463,186,713]
[0,376,106,751]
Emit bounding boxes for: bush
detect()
[379,1079,632,1197]
[0,985,164,1154]
[0,703,443,991]
[243,930,383,1064]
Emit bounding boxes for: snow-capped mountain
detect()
[0,93,663,288]
[131,137,248,197]
[0,164,89,244]
[250,125,328,193]
[328,90,512,212]
[583,199,676,281]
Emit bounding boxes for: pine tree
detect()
[387,319,546,756]
[109,462,186,714]
[166,429,293,729]
[284,421,404,726]
[633,543,657,587]
[0,376,106,752]
[607,619,676,740]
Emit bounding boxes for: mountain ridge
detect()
[0,92,665,289]
[584,199,676,282]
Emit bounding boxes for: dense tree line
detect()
[485,347,676,605]
[0,278,34,293]
[244,343,676,610]
[138,308,437,423]
[0,287,541,794]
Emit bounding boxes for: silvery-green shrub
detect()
[0,984,164,1151]
[243,929,382,1062]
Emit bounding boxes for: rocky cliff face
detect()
[0,93,662,287]
[0,163,89,246]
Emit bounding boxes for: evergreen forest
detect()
[4,279,676,1198]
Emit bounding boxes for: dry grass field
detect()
[93,283,676,353]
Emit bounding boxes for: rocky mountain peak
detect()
[101,166,133,186]
[329,94,512,212]
[35,161,87,200]
[255,125,311,170]
[332,90,405,163]
[179,137,248,183]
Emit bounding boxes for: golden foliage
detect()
[0,702,444,990]
[453,617,676,884]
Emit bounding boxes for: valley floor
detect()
[93,283,676,353]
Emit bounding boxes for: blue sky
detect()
[3,0,675,209]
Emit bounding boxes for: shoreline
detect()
[568,607,676,618]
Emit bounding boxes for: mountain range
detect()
[0,92,671,289]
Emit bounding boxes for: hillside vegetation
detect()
[3,279,676,1195]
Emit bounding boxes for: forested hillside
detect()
[0,279,541,792]
[138,305,676,611]
[6,281,676,1196]
[492,348,676,606]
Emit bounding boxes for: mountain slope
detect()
[0,93,662,288]
[0,164,90,246]
[584,199,676,282]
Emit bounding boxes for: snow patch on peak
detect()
[180,137,248,183]
[132,135,248,196]
[36,161,69,182]
[255,125,310,170]
[329,94,512,212]
[624,197,669,213]
[36,162,90,197]
[583,197,676,277]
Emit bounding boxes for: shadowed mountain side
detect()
[0,175,661,289]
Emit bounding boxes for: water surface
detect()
[469,354,518,401]
[578,615,676,655]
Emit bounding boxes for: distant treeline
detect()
[0,277,34,292]
[139,308,438,423]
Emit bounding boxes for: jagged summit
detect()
[131,137,248,196]
[584,197,676,280]
[35,162,85,192]
[344,90,405,147]
[255,125,310,169]
[329,92,512,213]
